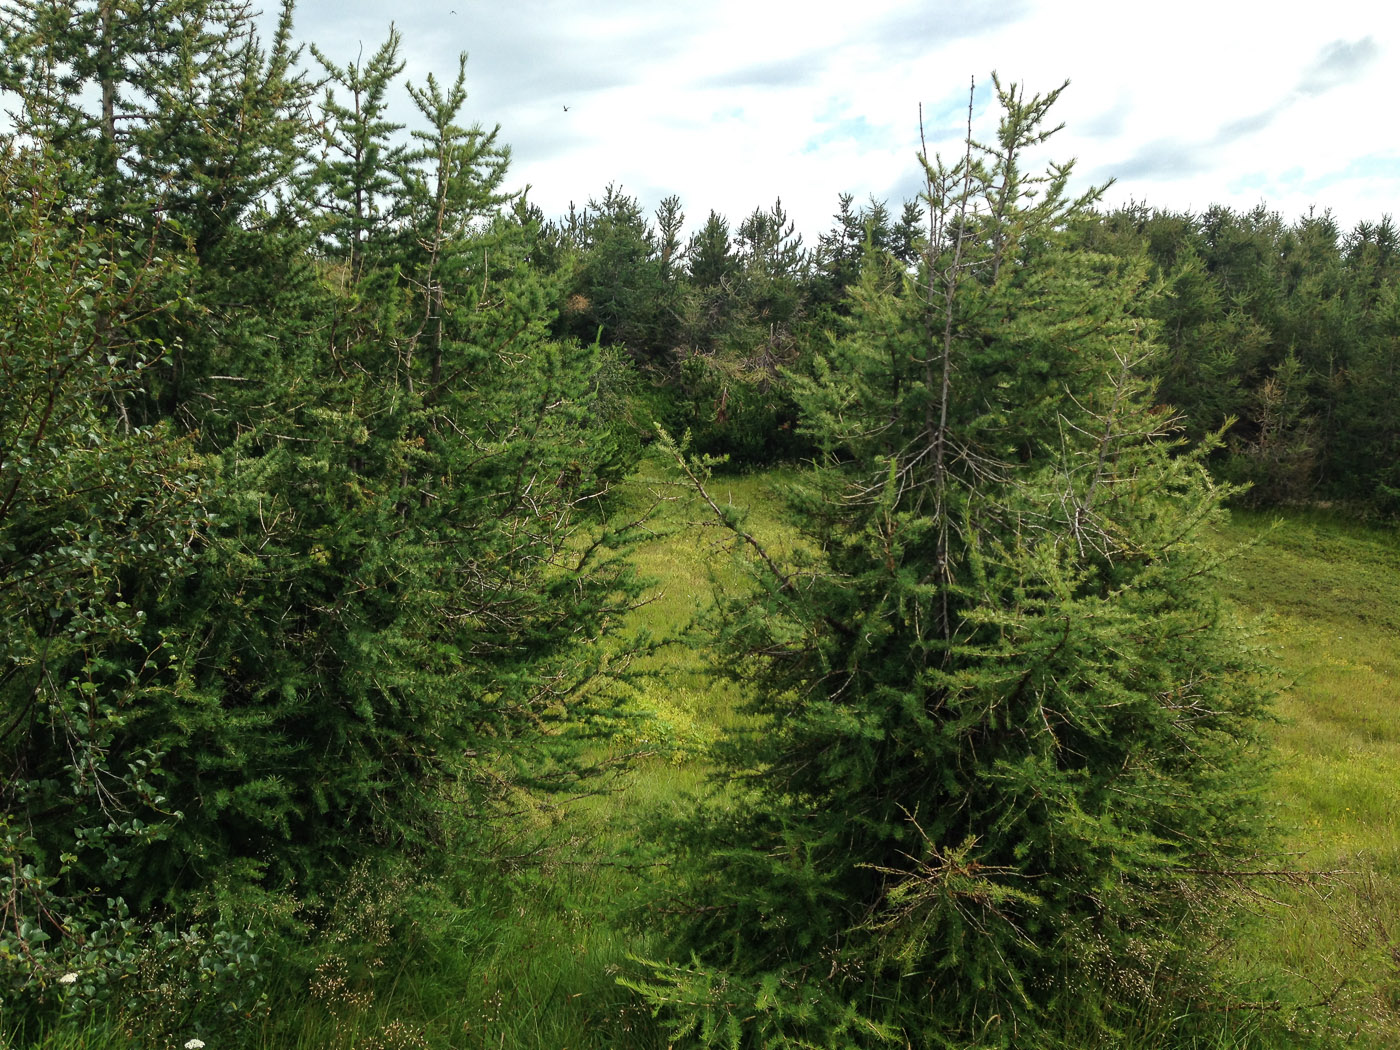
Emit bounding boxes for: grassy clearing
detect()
[1210,510,1400,1046]
[600,462,808,758]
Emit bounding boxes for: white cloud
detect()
[277,0,1400,238]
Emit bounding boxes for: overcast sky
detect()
[280,0,1397,243]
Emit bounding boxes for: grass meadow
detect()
[14,471,1400,1049]
[1211,510,1400,1046]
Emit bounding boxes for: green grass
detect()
[1217,510,1400,866]
[230,463,794,1050]
[16,480,1400,1049]
[1208,510,1400,1047]
[601,462,808,756]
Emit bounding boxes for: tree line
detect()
[553,166,1400,516]
[0,2,1369,1046]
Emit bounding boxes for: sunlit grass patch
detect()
[613,457,808,740]
[1213,507,1400,1046]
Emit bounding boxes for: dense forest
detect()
[2,3,1398,1049]
[557,165,1400,516]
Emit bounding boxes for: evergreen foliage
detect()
[638,79,1272,1048]
[0,148,212,1017]
[558,183,684,360]
[308,28,407,276]
[0,8,644,1036]
[661,198,813,467]
[2,3,1397,1040]
[688,210,739,293]
[1071,201,1400,513]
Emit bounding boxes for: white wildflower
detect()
[184,1041,205,1050]
[58,972,78,985]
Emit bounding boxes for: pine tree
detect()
[637,78,1271,1048]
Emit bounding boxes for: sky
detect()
[277,0,1398,244]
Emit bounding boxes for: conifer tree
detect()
[139,41,647,893]
[0,0,315,433]
[812,191,864,310]
[666,197,813,464]
[892,198,925,265]
[687,209,738,292]
[563,183,680,358]
[683,210,740,360]
[637,78,1271,1048]
[735,197,807,301]
[309,28,407,280]
[1334,220,1400,508]
[1,13,645,1016]
[812,194,903,318]
[655,193,686,281]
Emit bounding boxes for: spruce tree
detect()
[1335,218,1400,509]
[666,197,813,466]
[892,198,925,266]
[563,183,679,358]
[812,194,904,319]
[811,191,864,313]
[683,209,740,362]
[687,209,739,293]
[637,78,1271,1048]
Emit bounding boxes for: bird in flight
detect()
[563,104,570,112]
